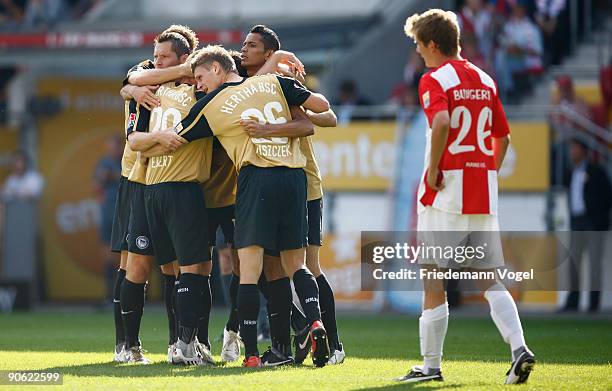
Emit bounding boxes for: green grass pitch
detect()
[1,310,610,390]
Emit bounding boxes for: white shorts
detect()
[417,207,504,269]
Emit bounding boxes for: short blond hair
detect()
[404,9,460,57]
[190,45,236,74]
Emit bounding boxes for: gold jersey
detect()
[300,136,323,201]
[201,139,237,208]
[145,82,212,185]
[120,100,137,178]
[176,74,313,172]
[121,59,154,179]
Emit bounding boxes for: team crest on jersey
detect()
[128,113,136,128]
[422,91,430,109]
[136,235,149,250]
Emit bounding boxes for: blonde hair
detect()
[190,45,236,73]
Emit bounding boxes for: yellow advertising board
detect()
[497,122,550,191]
[312,122,397,191]
[312,120,549,192]
[319,233,375,307]
[37,78,160,300]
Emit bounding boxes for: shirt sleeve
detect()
[122,59,154,86]
[418,74,449,127]
[176,96,214,142]
[491,89,510,138]
[276,76,312,106]
[125,99,151,138]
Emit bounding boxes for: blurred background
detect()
[0,0,610,316]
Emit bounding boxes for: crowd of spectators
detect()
[0,0,100,30]
[388,0,606,108]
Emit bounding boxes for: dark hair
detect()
[163,24,199,52]
[154,31,192,58]
[249,24,281,52]
[404,9,460,57]
[190,45,236,74]
[228,49,248,77]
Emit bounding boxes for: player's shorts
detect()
[416,206,504,270]
[307,198,323,246]
[264,197,322,257]
[144,182,210,266]
[207,204,235,247]
[127,182,155,256]
[110,176,130,253]
[235,165,307,252]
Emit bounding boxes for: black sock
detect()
[173,278,180,336]
[290,302,308,333]
[317,274,340,350]
[162,273,177,345]
[177,273,204,342]
[238,284,260,357]
[221,273,232,306]
[226,273,239,332]
[120,278,146,349]
[113,268,126,345]
[292,269,321,326]
[197,276,212,349]
[267,277,292,350]
[257,273,269,298]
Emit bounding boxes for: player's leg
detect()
[160,262,178,362]
[396,269,447,383]
[260,254,294,366]
[111,251,128,362]
[397,207,449,383]
[304,197,344,364]
[109,176,130,362]
[259,250,311,364]
[166,183,214,365]
[237,246,264,367]
[121,251,153,364]
[211,206,243,362]
[220,247,242,362]
[472,216,534,384]
[478,276,534,384]
[225,247,240,333]
[234,165,287,368]
[121,184,156,364]
[197,255,213,353]
[278,167,329,367]
[306,244,344,364]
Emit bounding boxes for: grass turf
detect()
[0,309,610,390]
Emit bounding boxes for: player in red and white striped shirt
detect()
[396,9,535,385]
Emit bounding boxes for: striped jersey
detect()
[417,59,510,215]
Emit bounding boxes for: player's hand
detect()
[426,167,444,191]
[272,50,305,76]
[155,130,187,151]
[278,63,306,84]
[240,119,269,138]
[132,85,160,110]
[179,60,194,77]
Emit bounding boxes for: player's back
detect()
[146,82,212,185]
[196,74,307,171]
[418,59,509,215]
